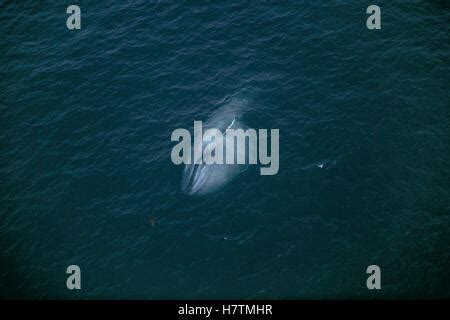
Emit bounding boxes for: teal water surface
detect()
[0,1,449,298]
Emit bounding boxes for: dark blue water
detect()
[1,1,449,299]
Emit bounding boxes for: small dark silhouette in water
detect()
[148,217,156,227]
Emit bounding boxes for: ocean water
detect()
[0,1,449,299]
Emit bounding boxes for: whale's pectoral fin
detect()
[227,117,236,130]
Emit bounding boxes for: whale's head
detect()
[181,98,252,195]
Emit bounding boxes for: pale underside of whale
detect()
[182,98,255,195]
